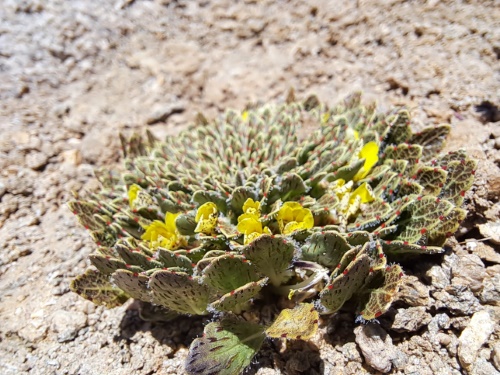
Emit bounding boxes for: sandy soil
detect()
[1,0,499,374]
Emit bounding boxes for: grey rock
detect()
[474,242,500,264]
[146,103,185,125]
[426,264,450,289]
[492,342,500,371]
[51,310,87,343]
[480,265,500,306]
[354,324,401,373]
[469,358,500,375]
[433,285,481,315]
[391,306,432,332]
[451,253,485,294]
[396,275,431,307]
[0,180,6,198]
[458,310,495,370]
[26,151,49,170]
[479,222,500,244]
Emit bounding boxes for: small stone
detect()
[473,241,500,264]
[480,265,500,306]
[391,306,432,332]
[51,310,87,343]
[61,149,82,166]
[457,310,495,370]
[0,180,6,198]
[354,324,400,373]
[451,254,485,294]
[479,222,500,244]
[396,275,431,307]
[26,151,49,170]
[146,103,185,125]
[433,285,481,315]
[492,343,500,371]
[426,265,450,289]
[469,358,499,375]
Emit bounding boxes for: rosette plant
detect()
[69,92,476,375]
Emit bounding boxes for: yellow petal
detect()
[242,198,260,216]
[354,141,379,181]
[350,182,375,204]
[195,202,218,222]
[237,217,262,235]
[241,110,249,122]
[128,184,141,208]
[194,202,218,235]
[164,212,180,233]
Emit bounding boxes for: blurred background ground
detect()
[0,0,499,374]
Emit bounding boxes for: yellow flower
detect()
[277,202,314,235]
[242,198,261,217]
[194,202,218,235]
[241,110,249,122]
[349,182,375,204]
[353,141,379,181]
[128,184,141,208]
[141,212,184,250]
[237,215,271,245]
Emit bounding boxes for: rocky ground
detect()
[1,0,499,374]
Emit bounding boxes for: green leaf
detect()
[319,246,372,314]
[112,269,151,302]
[175,213,197,235]
[186,319,265,375]
[410,124,450,161]
[210,278,268,313]
[360,264,404,321]
[70,269,129,308]
[265,303,319,340]
[158,248,194,272]
[242,235,295,287]
[149,270,209,315]
[202,255,259,294]
[439,158,477,206]
[301,231,351,268]
[89,254,143,275]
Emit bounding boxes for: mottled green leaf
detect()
[186,319,265,375]
[70,269,129,308]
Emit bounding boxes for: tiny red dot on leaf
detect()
[460,191,465,197]
[375,311,382,318]
[133,272,139,277]
[403,241,409,245]
[343,269,348,275]
[281,333,287,338]
[379,253,384,259]
[328,284,333,290]
[420,228,427,235]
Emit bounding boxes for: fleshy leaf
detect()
[210,278,268,313]
[112,269,151,301]
[150,270,209,315]
[186,319,265,375]
[202,255,259,294]
[301,231,352,268]
[360,264,404,320]
[265,303,319,340]
[319,247,371,314]
[242,235,295,286]
[70,269,129,308]
[439,158,477,206]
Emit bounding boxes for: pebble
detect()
[61,149,82,166]
[451,254,486,294]
[457,310,495,370]
[51,310,88,343]
[354,324,401,373]
[391,306,432,332]
[492,343,500,371]
[26,151,49,170]
[480,265,500,306]
[479,222,500,244]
